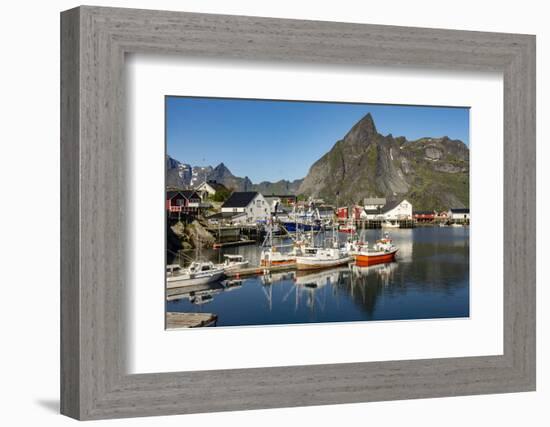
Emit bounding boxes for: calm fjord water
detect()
[166,227,469,327]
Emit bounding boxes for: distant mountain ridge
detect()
[166,156,302,194]
[167,113,469,210]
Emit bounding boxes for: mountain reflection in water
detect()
[166,227,469,326]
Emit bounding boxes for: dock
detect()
[166,312,218,329]
[213,239,256,249]
[225,263,297,278]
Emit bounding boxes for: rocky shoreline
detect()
[167,219,216,262]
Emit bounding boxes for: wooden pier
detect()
[213,239,256,249]
[225,263,297,278]
[166,312,218,329]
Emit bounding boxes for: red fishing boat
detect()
[348,233,398,266]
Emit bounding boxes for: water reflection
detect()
[166,227,469,326]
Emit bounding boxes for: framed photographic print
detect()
[164,97,471,328]
[61,6,536,420]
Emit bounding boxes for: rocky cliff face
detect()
[298,113,469,210]
[166,156,193,188]
[207,162,253,191]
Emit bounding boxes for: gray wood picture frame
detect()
[60,5,536,420]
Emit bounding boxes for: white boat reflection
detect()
[351,261,398,287]
[294,267,348,289]
[166,282,225,302]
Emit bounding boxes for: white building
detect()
[195,180,228,199]
[221,192,270,223]
[363,197,386,211]
[448,208,470,221]
[362,199,413,220]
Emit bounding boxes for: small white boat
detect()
[166,261,224,289]
[295,247,352,271]
[218,254,248,272]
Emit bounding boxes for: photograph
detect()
[164,96,470,328]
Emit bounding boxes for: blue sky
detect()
[166,97,469,183]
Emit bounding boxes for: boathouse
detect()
[221,191,269,224]
[166,190,202,213]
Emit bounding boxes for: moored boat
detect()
[282,221,321,232]
[166,261,225,289]
[218,254,249,271]
[348,234,398,266]
[295,247,352,271]
[260,247,297,266]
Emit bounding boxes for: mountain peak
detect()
[359,113,376,133]
[343,112,378,144]
[214,162,230,172]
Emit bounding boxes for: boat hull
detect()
[295,256,352,271]
[353,249,398,266]
[222,261,249,271]
[339,228,356,234]
[166,271,224,289]
[260,259,296,267]
[283,222,320,232]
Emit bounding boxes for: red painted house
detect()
[337,207,348,220]
[166,190,201,214]
[337,206,363,220]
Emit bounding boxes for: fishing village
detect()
[165,186,470,329]
[165,104,471,328]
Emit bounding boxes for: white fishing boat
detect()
[260,247,297,266]
[295,247,352,271]
[260,216,300,266]
[295,211,352,270]
[218,254,248,271]
[166,261,224,289]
